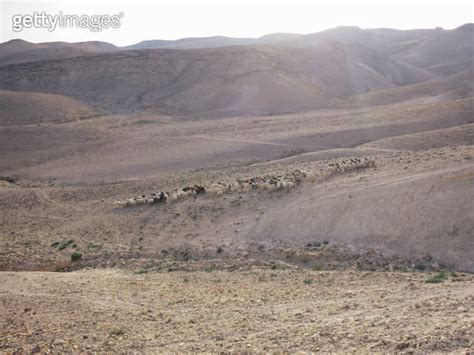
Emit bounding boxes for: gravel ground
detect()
[1,268,472,353]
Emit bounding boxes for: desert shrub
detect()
[303,278,313,285]
[71,252,83,262]
[136,269,147,274]
[87,243,102,250]
[415,263,425,271]
[216,246,224,254]
[425,271,448,283]
[56,239,76,251]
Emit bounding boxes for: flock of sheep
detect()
[115,157,375,207]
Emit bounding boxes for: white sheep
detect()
[126,198,137,206]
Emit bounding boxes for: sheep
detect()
[230,182,240,192]
[176,189,186,200]
[183,189,194,197]
[194,185,206,194]
[135,197,146,205]
[116,157,378,209]
[126,198,137,206]
[240,182,251,191]
[168,191,179,202]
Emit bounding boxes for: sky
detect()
[1,0,473,46]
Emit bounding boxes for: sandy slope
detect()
[0,143,472,272]
[361,123,474,150]
[0,90,98,126]
[1,98,472,182]
[350,71,474,107]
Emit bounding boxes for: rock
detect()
[31,345,41,353]
[52,339,65,346]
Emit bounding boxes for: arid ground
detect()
[1,24,473,352]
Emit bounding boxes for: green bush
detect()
[71,252,83,262]
[415,263,425,271]
[425,271,448,283]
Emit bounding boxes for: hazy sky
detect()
[1,0,473,46]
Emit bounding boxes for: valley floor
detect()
[1,99,473,352]
[1,268,473,353]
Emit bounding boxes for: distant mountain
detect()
[292,25,474,74]
[124,36,254,50]
[122,25,473,76]
[456,23,474,32]
[0,24,472,118]
[124,33,303,50]
[0,39,117,65]
[0,42,433,117]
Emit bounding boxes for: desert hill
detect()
[1,23,474,354]
[0,43,433,117]
[350,70,474,106]
[0,39,117,66]
[1,25,472,117]
[125,25,474,77]
[0,90,98,126]
[125,33,304,50]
